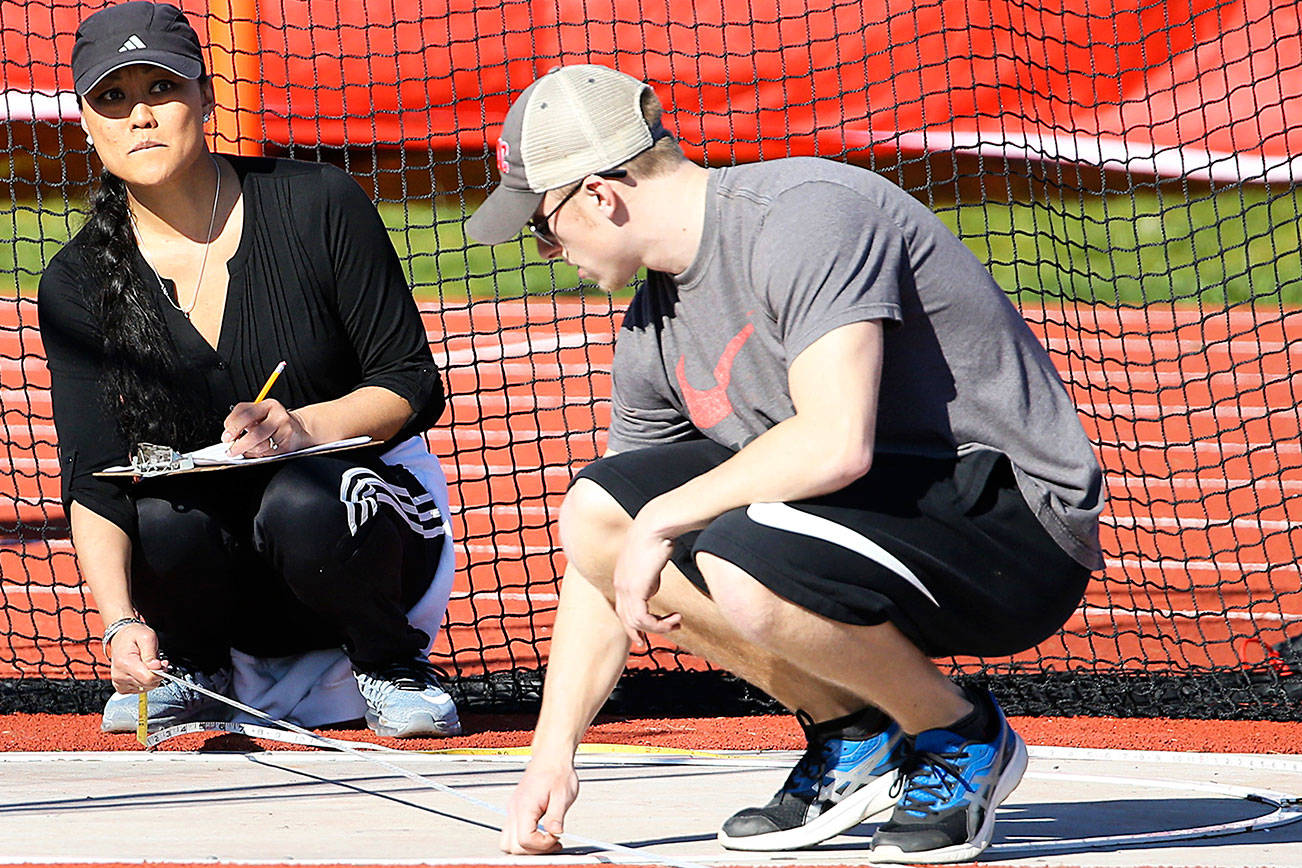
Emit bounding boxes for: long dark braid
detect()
[83,168,211,451]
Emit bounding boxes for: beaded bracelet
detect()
[101,616,146,656]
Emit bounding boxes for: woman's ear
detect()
[201,77,216,122]
[80,118,94,148]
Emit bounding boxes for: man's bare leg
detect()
[556,479,977,853]
[562,479,971,728]
[695,553,971,733]
[563,479,870,719]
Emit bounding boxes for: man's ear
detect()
[585,175,621,219]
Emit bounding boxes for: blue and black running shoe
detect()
[718,707,904,851]
[871,689,1027,864]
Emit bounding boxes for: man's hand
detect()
[501,760,580,854]
[221,399,312,458]
[108,623,165,694]
[612,511,681,646]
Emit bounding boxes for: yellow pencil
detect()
[253,360,287,403]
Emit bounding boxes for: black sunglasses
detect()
[526,169,629,246]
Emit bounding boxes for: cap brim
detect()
[465,184,544,245]
[75,55,203,95]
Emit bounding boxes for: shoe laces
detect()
[891,746,975,815]
[779,709,836,801]
[359,658,446,700]
[160,664,228,702]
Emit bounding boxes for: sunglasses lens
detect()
[528,217,555,245]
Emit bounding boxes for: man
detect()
[466,64,1102,864]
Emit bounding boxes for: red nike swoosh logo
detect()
[675,322,755,429]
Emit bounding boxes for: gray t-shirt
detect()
[608,157,1103,569]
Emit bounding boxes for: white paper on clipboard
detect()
[95,435,373,477]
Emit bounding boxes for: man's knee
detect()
[696,552,788,647]
[558,478,633,585]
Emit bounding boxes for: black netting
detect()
[1,0,1299,718]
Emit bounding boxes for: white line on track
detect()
[1101,556,1301,574]
[0,746,1298,866]
[1075,605,1302,624]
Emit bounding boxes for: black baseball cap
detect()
[71,2,205,96]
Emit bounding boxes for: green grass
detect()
[7,187,1301,306]
[2,202,89,300]
[380,200,597,303]
[933,186,1302,307]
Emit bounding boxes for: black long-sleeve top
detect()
[38,156,444,536]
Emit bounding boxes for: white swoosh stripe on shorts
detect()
[745,501,939,606]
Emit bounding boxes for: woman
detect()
[39,1,460,737]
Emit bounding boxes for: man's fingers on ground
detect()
[526,830,562,854]
[504,824,558,856]
[541,808,564,838]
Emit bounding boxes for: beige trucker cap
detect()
[466,64,670,244]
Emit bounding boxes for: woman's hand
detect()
[221,399,312,458]
[108,622,166,694]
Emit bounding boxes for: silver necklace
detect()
[132,155,222,318]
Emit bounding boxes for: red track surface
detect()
[2,299,1300,685]
[0,712,1299,754]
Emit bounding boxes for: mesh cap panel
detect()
[519,66,652,191]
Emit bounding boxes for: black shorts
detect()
[575,440,1090,658]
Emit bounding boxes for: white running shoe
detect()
[101,666,232,733]
[354,658,462,737]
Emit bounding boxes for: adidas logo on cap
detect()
[118,34,146,52]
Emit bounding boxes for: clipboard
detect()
[94,435,375,478]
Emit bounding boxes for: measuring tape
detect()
[142,670,712,868]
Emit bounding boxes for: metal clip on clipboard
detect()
[130,443,196,475]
